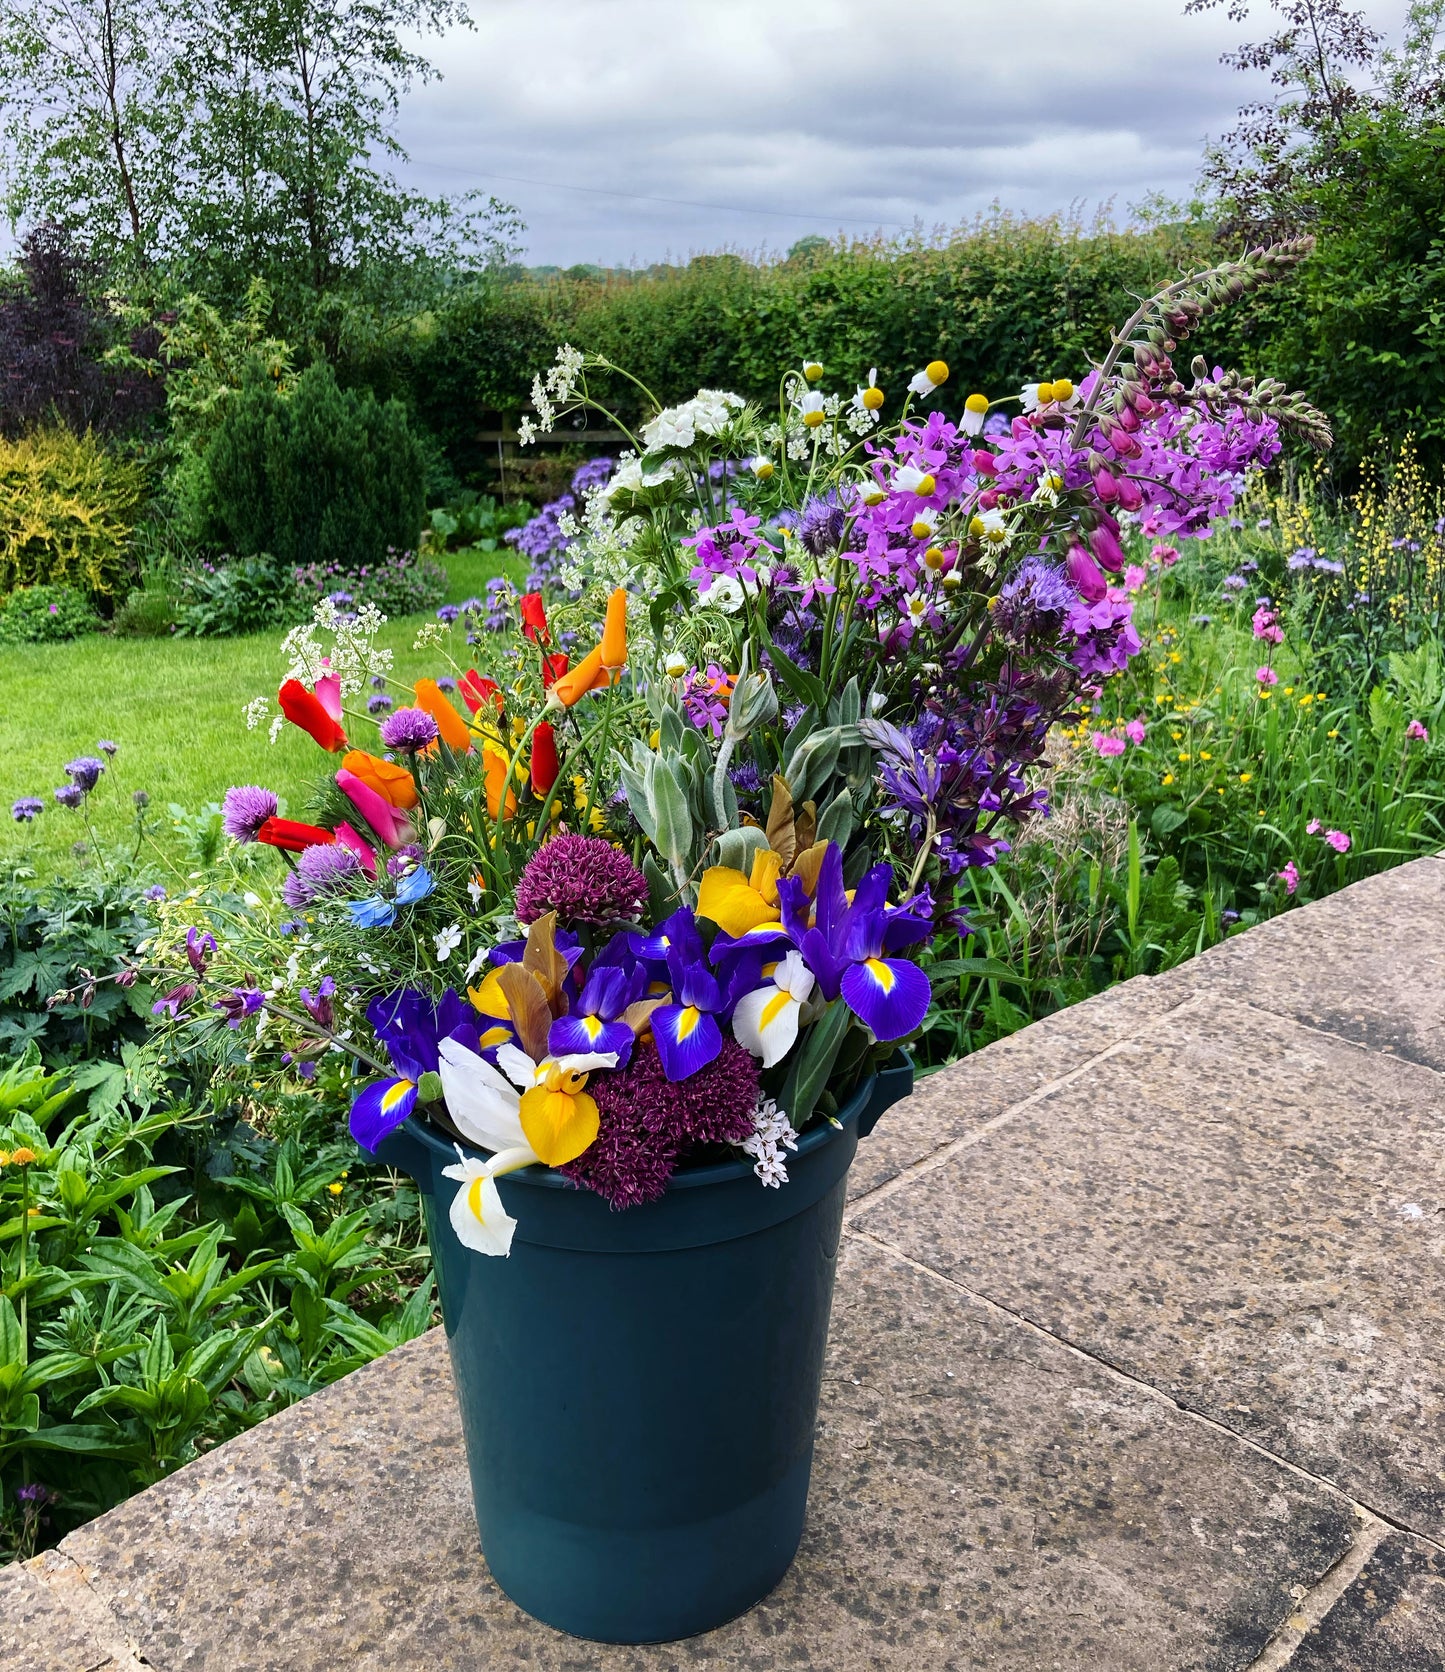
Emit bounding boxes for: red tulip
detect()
[256,817,335,852]
[531,722,559,796]
[520,592,549,644]
[278,679,348,752]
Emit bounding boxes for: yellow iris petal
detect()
[696,866,778,937]
[468,967,511,1018]
[519,1086,600,1167]
[864,957,896,992]
[760,989,792,1029]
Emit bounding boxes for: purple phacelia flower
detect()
[97,739,119,757]
[63,756,106,793]
[11,797,42,823]
[54,784,84,810]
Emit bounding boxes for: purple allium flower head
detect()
[64,756,106,793]
[282,842,363,908]
[97,739,119,757]
[379,706,439,751]
[54,784,84,810]
[222,785,279,843]
[11,796,42,823]
[514,834,649,926]
[562,1038,759,1208]
[367,693,394,715]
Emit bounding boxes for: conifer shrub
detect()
[196,361,426,572]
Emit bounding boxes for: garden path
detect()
[7,856,1445,1671]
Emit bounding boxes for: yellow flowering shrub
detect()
[0,427,145,601]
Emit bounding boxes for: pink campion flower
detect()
[1255,666,1279,686]
[1151,543,1180,567]
[1407,719,1429,741]
[1306,818,1322,835]
[1091,733,1126,757]
[1279,860,1299,895]
[1124,718,1146,745]
[1324,829,1351,853]
[1124,564,1148,592]
[1252,604,1284,644]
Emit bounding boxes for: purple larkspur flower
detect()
[11,797,42,823]
[152,981,197,1018]
[514,834,649,926]
[300,975,336,1030]
[222,785,279,843]
[54,784,84,810]
[282,842,363,908]
[64,756,106,793]
[379,707,439,751]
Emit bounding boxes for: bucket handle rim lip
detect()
[393,1051,911,1192]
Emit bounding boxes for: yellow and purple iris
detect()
[774,845,932,1041]
[547,956,648,1065]
[350,988,479,1151]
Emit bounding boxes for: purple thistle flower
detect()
[63,756,106,793]
[11,796,42,823]
[379,707,439,751]
[514,834,649,926]
[54,784,84,810]
[282,842,363,908]
[221,785,279,843]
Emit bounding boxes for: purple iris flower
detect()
[547,956,648,1065]
[630,908,726,1081]
[775,846,932,1041]
[350,988,480,1152]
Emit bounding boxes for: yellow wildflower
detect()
[1239,772,1252,784]
[1161,773,1175,786]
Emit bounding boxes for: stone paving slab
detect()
[48,1240,1359,1672]
[1288,1533,1445,1670]
[1159,857,1445,1071]
[0,1560,112,1672]
[854,991,1445,1537]
[848,972,1191,1201]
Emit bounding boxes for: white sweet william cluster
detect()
[742,1096,799,1188]
[640,390,745,451]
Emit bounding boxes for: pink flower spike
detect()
[1124,718,1146,746]
[1324,829,1351,853]
[336,767,412,849]
[1407,719,1429,741]
[1091,732,1126,757]
[1124,564,1148,593]
[1278,860,1299,895]
[333,820,378,878]
[1255,666,1278,686]
[315,673,344,724]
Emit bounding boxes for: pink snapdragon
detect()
[1151,543,1179,567]
[1252,604,1284,645]
[1306,818,1321,834]
[1324,829,1351,853]
[1123,564,1148,593]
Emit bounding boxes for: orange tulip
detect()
[601,588,628,671]
[550,644,606,707]
[413,679,473,753]
[483,742,518,820]
[341,749,418,810]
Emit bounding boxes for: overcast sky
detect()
[394,0,1412,268]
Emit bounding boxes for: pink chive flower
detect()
[1255,666,1278,686]
[1279,861,1299,895]
[1091,733,1126,757]
[1123,564,1148,593]
[1151,543,1179,567]
[1306,818,1322,835]
[1407,719,1429,741]
[1124,718,1146,745]
[1324,829,1351,853]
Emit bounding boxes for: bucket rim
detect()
[394,1059,890,1193]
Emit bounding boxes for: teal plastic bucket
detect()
[374,1057,912,1643]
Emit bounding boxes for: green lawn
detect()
[2,547,521,877]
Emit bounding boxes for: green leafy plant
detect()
[0,583,97,644]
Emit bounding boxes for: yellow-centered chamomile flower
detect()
[960,391,990,435]
[907,360,949,397]
[798,390,827,428]
[969,508,1009,546]
[664,652,688,678]
[802,359,824,381]
[854,368,885,411]
[750,455,774,479]
[894,463,936,498]
[910,506,940,541]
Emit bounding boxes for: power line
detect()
[413,158,917,232]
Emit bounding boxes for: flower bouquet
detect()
[154,243,1328,1641]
